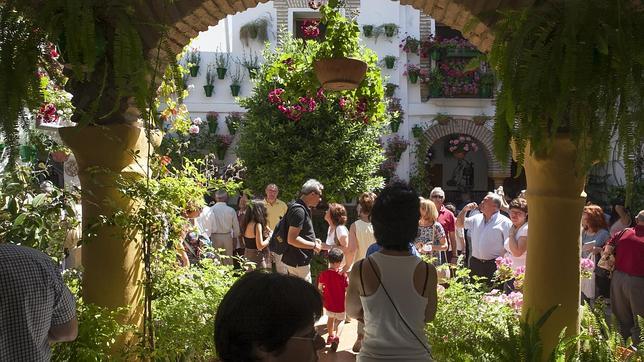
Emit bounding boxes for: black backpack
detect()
[269,203,304,255]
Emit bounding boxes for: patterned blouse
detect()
[415,222,445,245]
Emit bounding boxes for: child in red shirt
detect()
[318,247,349,352]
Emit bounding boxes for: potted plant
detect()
[214,134,234,160]
[400,35,420,55]
[382,23,399,38]
[412,124,424,138]
[403,63,426,84]
[362,24,374,37]
[300,19,322,40]
[472,114,491,126]
[479,71,494,98]
[239,17,270,46]
[386,135,409,162]
[214,48,230,79]
[442,37,479,58]
[384,82,398,97]
[229,66,244,97]
[206,112,219,134]
[446,133,478,159]
[313,3,368,91]
[380,55,397,69]
[239,51,261,79]
[186,48,201,77]
[421,34,442,60]
[225,112,242,135]
[204,64,216,97]
[50,144,71,163]
[433,113,452,125]
[388,97,404,132]
[428,67,443,98]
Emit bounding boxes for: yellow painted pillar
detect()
[59,124,153,343]
[522,136,587,357]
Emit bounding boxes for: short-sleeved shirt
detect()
[201,202,240,238]
[581,229,610,259]
[318,269,349,313]
[366,243,421,257]
[265,198,288,230]
[608,225,644,276]
[326,225,349,246]
[437,206,455,234]
[504,223,528,271]
[0,244,77,361]
[464,212,512,260]
[281,199,316,267]
[415,222,445,245]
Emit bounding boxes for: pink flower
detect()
[454,140,460,145]
[192,117,202,125]
[338,98,347,109]
[189,125,200,134]
[464,145,469,151]
[49,45,59,60]
[514,266,526,277]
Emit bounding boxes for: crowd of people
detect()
[1,175,643,361]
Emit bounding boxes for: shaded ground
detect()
[316,315,358,362]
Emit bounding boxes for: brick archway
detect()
[422,118,510,180]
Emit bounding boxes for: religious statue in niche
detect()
[445,134,478,191]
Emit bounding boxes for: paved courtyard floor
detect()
[316,315,358,362]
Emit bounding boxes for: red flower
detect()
[160,155,172,166]
[49,45,59,60]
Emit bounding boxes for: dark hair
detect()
[243,201,268,233]
[328,203,348,225]
[444,202,456,215]
[327,247,344,263]
[358,192,377,216]
[214,271,323,361]
[509,198,528,213]
[371,182,420,251]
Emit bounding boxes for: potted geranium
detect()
[204,64,216,97]
[215,48,230,79]
[301,19,321,39]
[400,35,420,55]
[384,82,398,97]
[313,3,368,91]
[214,134,234,160]
[380,55,397,69]
[403,63,426,84]
[229,66,244,97]
[447,133,478,158]
[186,48,201,77]
[382,23,399,38]
[388,97,404,132]
[362,24,374,37]
[386,135,409,162]
[225,112,243,135]
[50,144,71,163]
[421,34,441,60]
[239,51,261,79]
[206,112,219,134]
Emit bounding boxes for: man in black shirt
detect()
[282,179,327,282]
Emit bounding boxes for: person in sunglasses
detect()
[214,271,325,361]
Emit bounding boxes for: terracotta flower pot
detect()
[51,150,70,163]
[453,151,466,159]
[314,57,367,91]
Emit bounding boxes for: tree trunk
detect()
[522,135,587,358]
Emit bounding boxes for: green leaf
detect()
[31,193,47,207]
[14,213,27,226]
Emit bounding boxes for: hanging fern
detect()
[489,0,644,203]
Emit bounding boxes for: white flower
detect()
[187,84,195,90]
[189,125,200,134]
[57,110,64,115]
[192,117,202,125]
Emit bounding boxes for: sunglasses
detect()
[430,195,444,199]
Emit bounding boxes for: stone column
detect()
[521,136,587,357]
[59,124,153,346]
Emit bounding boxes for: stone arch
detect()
[421,118,510,181]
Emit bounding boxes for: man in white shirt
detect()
[201,190,240,265]
[456,192,512,285]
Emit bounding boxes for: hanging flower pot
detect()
[430,49,441,61]
[203,85,214,97]
[384,24,397,37]
[412,125,423,138]
[390,121,400,133]
[189,65,200,77]
[362,25,373,37]
[313,57,368,91]
[384,83,398,97]
[247,67,259,79]
[230,84,241,97]
[408,73,419,84]
[216,67,227,79]
[51,150,70,163]
[384,57,396,69]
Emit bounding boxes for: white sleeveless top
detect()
[354,219,376,262]
[358,253,432,361]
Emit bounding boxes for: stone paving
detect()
[316,315,358,362]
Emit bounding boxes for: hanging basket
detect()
[313,57,367,91]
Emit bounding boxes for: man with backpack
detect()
[274,179,326,282]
